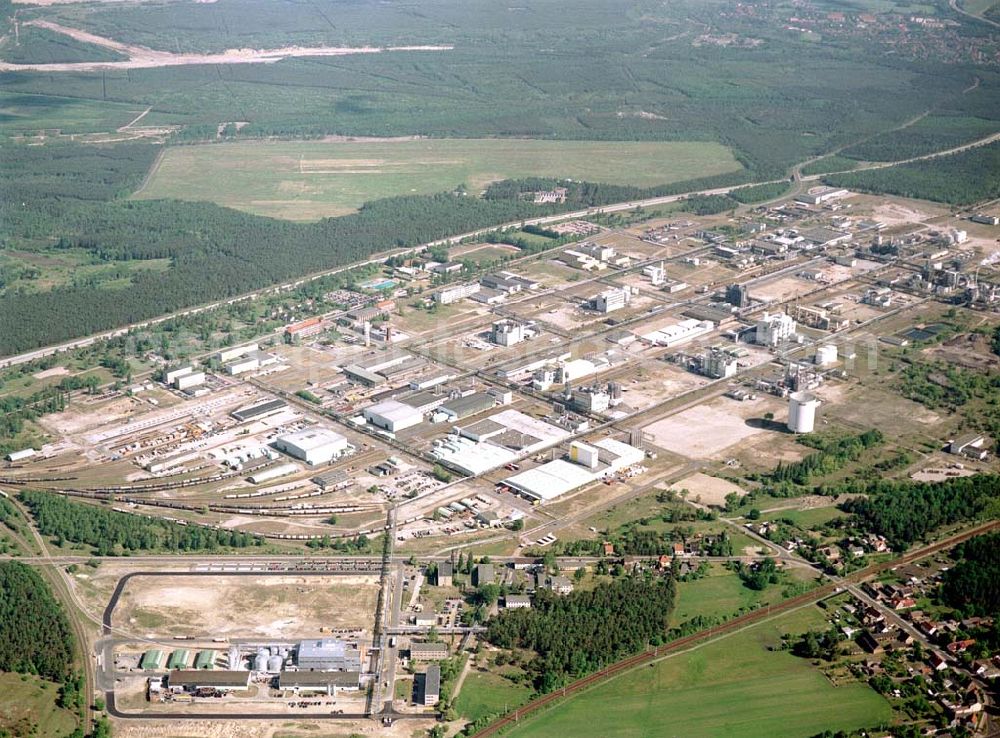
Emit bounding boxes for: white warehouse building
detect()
[364,399,424,433]
[503,438,644,502]
[273,428,351,465]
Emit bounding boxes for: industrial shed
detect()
[296,639,362,671]
[167,650,190,669]
[140,650,163,670]
[364,399,423,432]
[273,427,350,465]
[167,670,251,693]
[231,399,287,422]
[278,670,361,695]
[194,650,217,670]
[438,392,495,421]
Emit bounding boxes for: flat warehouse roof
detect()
[505,459,597,500]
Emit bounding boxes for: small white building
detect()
[815,344,838,367]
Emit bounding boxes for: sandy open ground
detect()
[0,20,452,72]
[669,472,746,506]
[112,575,379,637]
[644,399,773,459]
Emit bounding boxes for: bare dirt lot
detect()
[669,472,746,506]
[112,575,379,637]
[643,396,783,460]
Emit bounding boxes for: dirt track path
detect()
[0,19,452,72]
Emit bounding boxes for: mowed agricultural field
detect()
[506,606,891,738]
[135,139,744,220]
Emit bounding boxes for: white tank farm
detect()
[787,391,821,434]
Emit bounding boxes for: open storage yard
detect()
[111,574,380,637]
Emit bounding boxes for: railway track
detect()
[469,519,1000,737]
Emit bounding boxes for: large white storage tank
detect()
[787,391,821,434]
[267,654,283,672]
[815,344,838,367]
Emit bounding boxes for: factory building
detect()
[422,664,441,706]
[643,262,666,286]
[438,392,496,422]
[590,286,632,313]
[164,365,194,386]
[503,437,644,502]
[949,433,988,461]
[787,391,821,434]
[430,409,570,475]
[703,346,739,379]
[168,671,251,693]
[726,283,750,308]
[364,399,424,432]
[232,399,287,423]
[284,317,327,343]
[278,671,360,695]
[490,319,531,347]
[296,639,362,672]
[215,344,258,364]
[796,186,850,205]
[815,344,839,366]
[570,386,611,413]
[435,282,481,304]
[755,312,797,347]
[641,319,714,348]
[409,642,450,661]
[174,371,206,391]
[273,428,351,465]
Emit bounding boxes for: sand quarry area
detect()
[111,574,379,638]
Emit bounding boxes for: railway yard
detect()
[2,185,1000,737]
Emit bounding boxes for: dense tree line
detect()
[841,474,1000,549]
[19,490,263,555]
[824,142,1000,205]
[762,430,883,488]
[485,575,675,692]
[728,181,790,204]
[839,115,999,163]
[0,561,75,682]
[941,532,1000,616]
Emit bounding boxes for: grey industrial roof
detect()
[279,671,360,687]
[441,392,495,419]
[424,664,441,696]
[232,399,287,422]
[168,670,250,688]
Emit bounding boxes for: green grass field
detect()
[455,667,533,723]
[135,139,744,221]
[0,673,79,738]
[506,605,892,738]
[763,506,847,530]
[669,565,817,627]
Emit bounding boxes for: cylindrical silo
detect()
[267,654,283,672]
[787,391,821,434]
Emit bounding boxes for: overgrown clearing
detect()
[455,667,532,724]
[0,672,79,738]
[507,606,892,738]
[135,139,743,220]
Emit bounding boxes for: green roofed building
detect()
[167,649,190,669]
[194,650,216,670]
[140,650,163,670]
